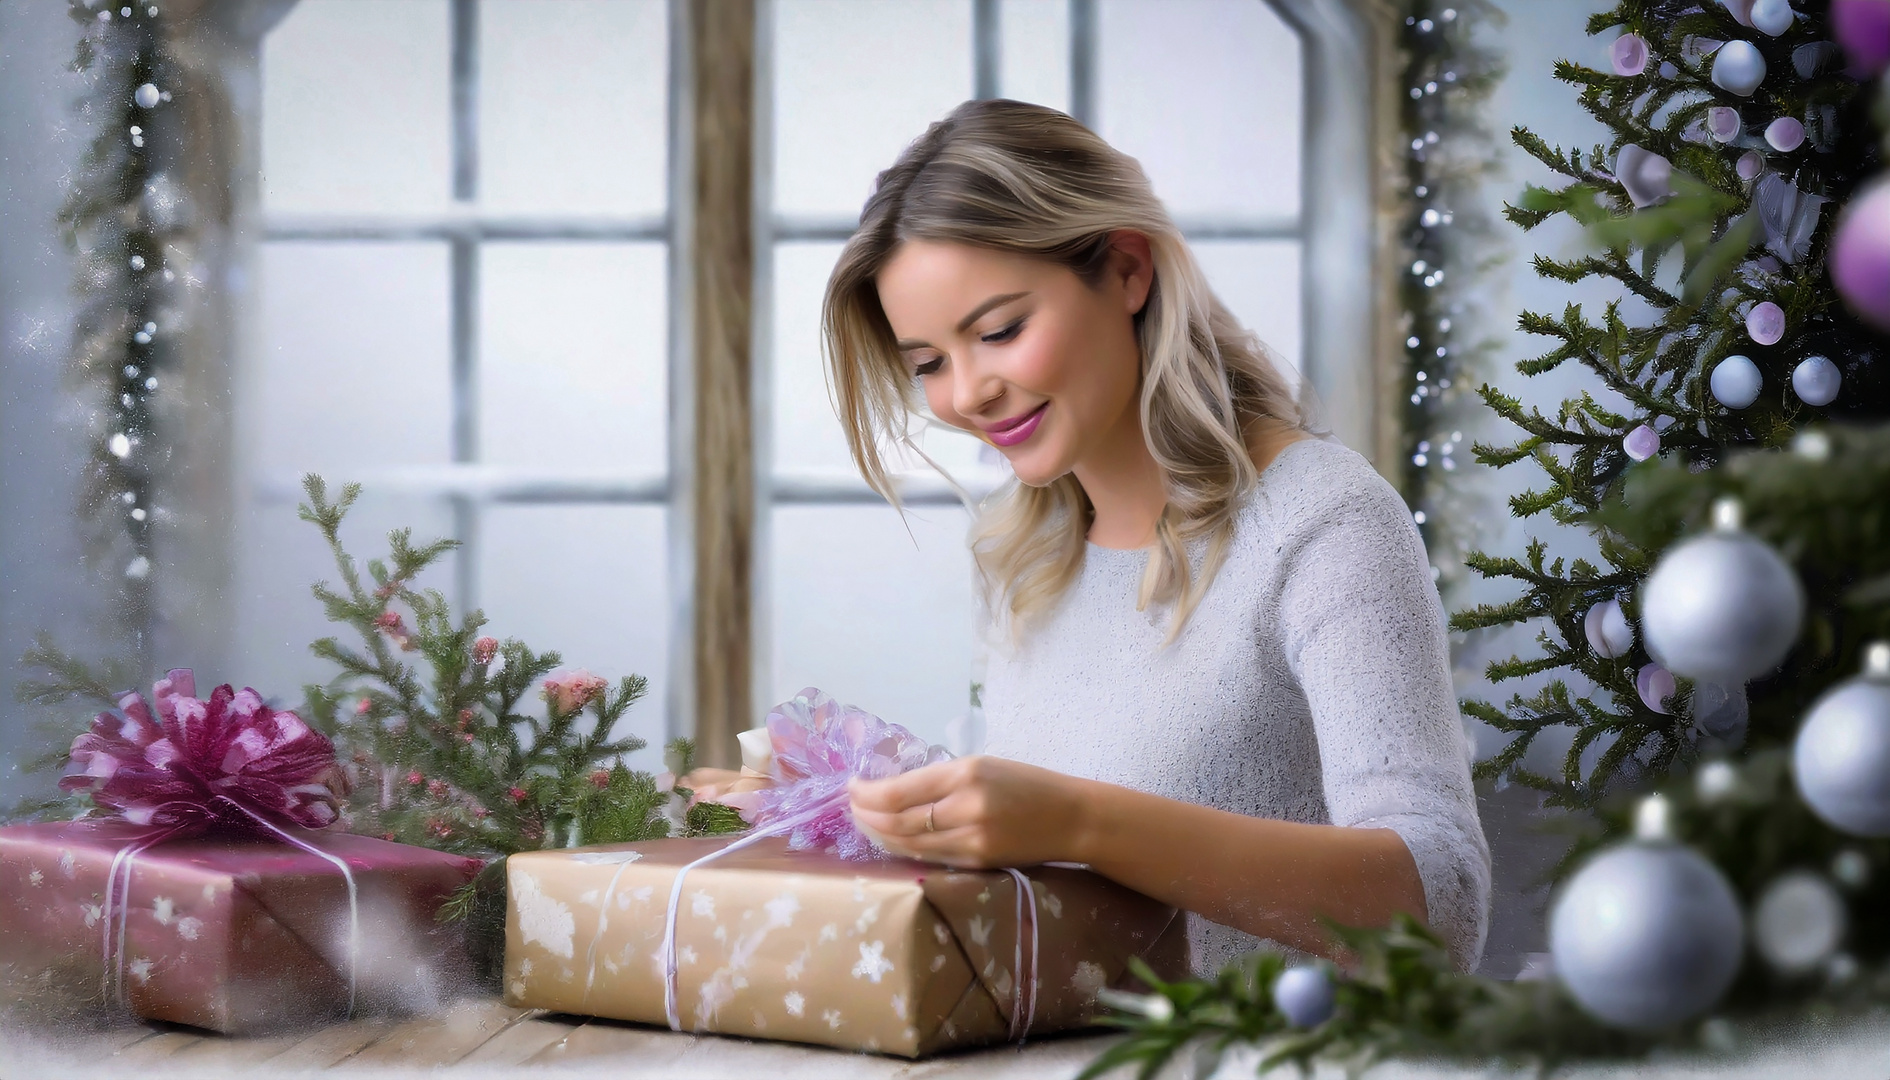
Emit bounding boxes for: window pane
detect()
[998,0,1071,114]
[231,494,459,712]
[1097,0,1301,221]
[769,505,975,749]
[479,242,668,472]
[1192,238,1303,378]
[262,0,451,214]
[478,505,671,771]
[254,242,453,475]
[773,0,973,220]
[480,0,668,216]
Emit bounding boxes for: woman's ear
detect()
[1107,230,1156,316]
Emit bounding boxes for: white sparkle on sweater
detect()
[982,438,1491,974]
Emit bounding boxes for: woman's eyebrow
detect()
[894,291,1032,351]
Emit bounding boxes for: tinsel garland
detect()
[57,0,189,661]
[1395,0,1506,598]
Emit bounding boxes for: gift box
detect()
[502,836,1186,1057]
[0,819,482,1033]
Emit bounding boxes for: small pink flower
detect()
[457,707,474,729]
[508,785,529,803]
[543,670,607,714]
[1612,32,1649,76]
[406,769,425,787]
[427,779,449,798]
[590,768,612,790]
[472,637,499,666]
[460,732,476,744]
[355,698,373,716]
[473,806,490,820]
[374,611,405,633]
[374,581,401,601]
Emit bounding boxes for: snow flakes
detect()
[930,954,947,972]
[128,957,153,983]
[852,940,893,983]
[891,993,908,1020]
[512,872,576,959]
[1073,960,1107,999]
[152,896,174,925]
[932,922,950,945]
[690,891,716,919]
[1040,892,1063,919]
[783,990,805,1017]
[785,949,808,981]
[822,1008,843,1030]
[817,923,838,944]
[27,869,43,887]
[58,851,75,878]
[968,915,994,947]
[82,902,103,928]
[175,916,202,941]
[763,892,800,927]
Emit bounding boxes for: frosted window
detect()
[479,506,670,771]
[480,0,669,216]
[479,243,669,472]
[262,0,451,214]
[253,242,452,475]
[773,0,973,220]
[1097,0,1301,221]
[769,505,975,749]
[1193,239,1303,379]
[231,495,459,711]
[998,0,1072,114]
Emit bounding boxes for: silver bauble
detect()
[1641,498,1803,684]
[1711,40,1768,96]
[1584,598,1635,658]
[1709,354,1763,409]
[1753,871,1846,974]
[1551,836,1744,1031]
[1693,680,1750,750]
[1793,643,1890,836]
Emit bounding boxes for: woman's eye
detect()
[913,357,944,377]
[981,319,1025,344]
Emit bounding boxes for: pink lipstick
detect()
[986,403,1047,447]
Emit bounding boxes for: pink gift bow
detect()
[630,688,1042,1041]
[58,668,361,1015]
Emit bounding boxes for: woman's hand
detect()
[847,755,1094,869]
[680,767,772,805]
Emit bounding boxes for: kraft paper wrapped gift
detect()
[503,836,1187,1057]
[0,819,483,1033]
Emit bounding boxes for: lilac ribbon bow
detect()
[650,689,1042,1039]
[58,669,360,1013]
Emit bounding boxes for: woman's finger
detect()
[851,794,961,838]
[848,757,973,812]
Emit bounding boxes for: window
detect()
[234,0,1366,762]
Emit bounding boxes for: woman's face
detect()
[874,236,1154,487]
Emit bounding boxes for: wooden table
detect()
[8,999,1890,1079]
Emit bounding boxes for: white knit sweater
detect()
[980,436,1491,975]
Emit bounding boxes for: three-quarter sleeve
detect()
[1275,467,1492,972]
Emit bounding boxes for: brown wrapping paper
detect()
[0,820,482,1033]
[503,836,1186,1056]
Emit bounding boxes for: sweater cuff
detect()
[1352,813,1490,973]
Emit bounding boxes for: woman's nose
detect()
[951,352,1003,420]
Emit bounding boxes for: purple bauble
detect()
[1765,117,1805,153]
[1624,424,1661,461]
[1832,178,1890,333]
[1707,107,1742,143]
[1747,301,1786,345]
[1638,663,1678,714]
[1613,33,1650,75]
[1833,0,1890,78]
[1737,151,1765,181]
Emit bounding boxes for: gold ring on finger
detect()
[925,802,937,832]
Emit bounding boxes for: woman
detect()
[697,98,1490,975]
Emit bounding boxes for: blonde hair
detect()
[821,99,1305,643]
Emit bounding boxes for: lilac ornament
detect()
[1746,301,1786,345]
[1750,0,1795,36]
[1616,144,1675,208]
[1737,151,1765,181]
[1793,355,1841,407]
[1613,33,1650,75]
[1765,116,1805,152]
[1272,965,1336,1028]
[1755,173,1830,264]
[1833,0,1890,77]
[1831,177,1890,333]
[1624,424,1661,462]
[1639,664,1678,714]
[1586,599,1636,658]
[1712,40,1768,95]
[1706,107,1742,143]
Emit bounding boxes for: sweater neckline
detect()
[1081,435,1326,560]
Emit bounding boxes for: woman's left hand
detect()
[847,755,1092,869]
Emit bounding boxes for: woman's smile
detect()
[984,402,1047,447]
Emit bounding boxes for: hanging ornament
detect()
[1550,795,1744,1031]
[1832,0,1890,77]
[1764,116,1805,152]
[1612,32,1649,76]
[1737,151,1765,181]
[133,82,162,109]
[1637,663,1677,714]
[1793,642,1890,837]
[1746,301,1786,345]
[1711,40,1768,95]
[1830,177,1890,333]
[1749,0,1795,36]
[1271,965,1335,1028]
[1792,355,1841,406]
[1584,598,1635,658]
[1616,145,1675,208]
[1709,354,1762,408]
[1692,679,1750,749]
[1623,423,1661,461]
[1641,497,1804,684]
[1753,871,1846,975]
[1706,106,1742,143]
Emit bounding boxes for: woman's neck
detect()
[1075,415,1310,551]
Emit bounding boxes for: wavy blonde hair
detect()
[821,99,1305,643]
